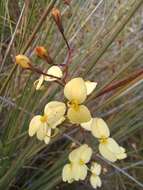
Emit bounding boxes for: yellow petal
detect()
[44,101,66,126]
[99,143,117,162]
[91,162,101,176]
[36,124,47,141]
[106,138,121,154]
[62,164,74,183]
[90,175,102,188]
[45,66,63,81]
[64,78,87,103]
[72,163,88,181]
[80,118,93,131]
[85,81,97,95]
[117,146,127,160]
[117,152,127,160]
[34,75,44,90]
[69,148,81,163]
[69,144,92,164]
[79,144,93,163]
[44,128,51,144]
[67,105,91,124]
[91,118,110,138]
[51,116,65,129]
[28,115,42,136]
[120,146,126,153]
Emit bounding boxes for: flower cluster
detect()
[62,144,102,188]
[15,9,127,188]
[29,101,66,144]
[15,52,127,188]
[81,118,127,162]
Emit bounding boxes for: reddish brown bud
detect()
[63,0,71,5]
[51,8,63,32]
[35,46,53,65]
[35,46,47,58]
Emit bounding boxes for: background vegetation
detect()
[0,0,143,189]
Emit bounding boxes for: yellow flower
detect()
[81,118,127,162]
[62,144,93,183]
[28,101,66,143]
[90,162,102,189]
[64,78,94,123]
[34,66,63,90]
[99,138,127,162]
[15,54,31,69]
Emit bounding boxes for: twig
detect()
[63,48,72,82]
[95,69,143,98]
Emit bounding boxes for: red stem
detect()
[96,69,143,98]
[63,48,72,82]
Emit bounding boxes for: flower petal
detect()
[79,144,93,163]
[34,75,44,90]
[99,143,117,162]
[62,163,73,183]
[91,162,102,176]
[64,78,87,103]
[116,146,127,160]
[91,118,110,138]
[90,175,102,189]
[69,144,92,164]
[44,128,51,144]
[67,105,91,124]
[36,124,47,141]
[28,115,42,136]
[106,138,121,154]
[80,118,93,131]
[51,116,65,129]
[69,148,81,163]
[45,66,63,81]
[44,101,66,126]
[85,81,97,95]
[72,163,88,181]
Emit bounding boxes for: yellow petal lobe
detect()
[85,81,97,95]
[45,66,63,81]
[67,105,91,124]
[64,78,87,103]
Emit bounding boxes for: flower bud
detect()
[63,0,71,5]
[51,8,63,32]
[35,46,53,64]
[35,46,47,58]
[15,54,31,69]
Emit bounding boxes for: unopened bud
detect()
[35,46,47,58]
[51,8,63,32]
[63,0,71,5]
[15,54,31,69]
[35,46,53,65]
